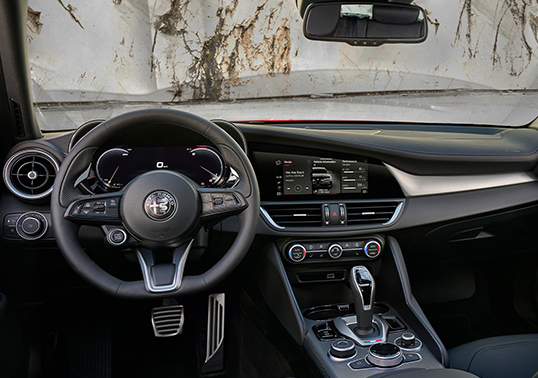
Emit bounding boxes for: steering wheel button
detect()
[81,209,91,215]
[93,204,106,212]
[213,197,224,206]
[201,193,212,203]
[203,202,214,211]
[107,198,118,208]
[83,202,92,208]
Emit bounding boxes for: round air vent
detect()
[3,149,60,200]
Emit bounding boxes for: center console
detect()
[256,235,464,378]
[251,143,477,377]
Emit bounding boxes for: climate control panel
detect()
[285,238,383,263]
[3,212,52,241]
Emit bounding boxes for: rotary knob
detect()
[16,212,48,240]
[364,240,382,258]
[395,332,422,350]
[401,333,416,348]
[328,244,343,259]
[367,343,403,367]
[21,217,41,235]
[288,244,306,262]
[329,339,356,359]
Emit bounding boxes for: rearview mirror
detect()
[303,2,427,46]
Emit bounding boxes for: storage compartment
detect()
[303,302,389,320]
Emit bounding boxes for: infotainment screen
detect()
[276,156,368,196]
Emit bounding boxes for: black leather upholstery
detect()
[449,334,538,378]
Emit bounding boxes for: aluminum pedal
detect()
[151,305,184,337]
[205,293,225,363]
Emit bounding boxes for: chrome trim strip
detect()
[136,239,194,293]
[260,207,285,229]
[333,315,388,347]
[382,202,403,226]
[384,163,536,197]
[261,200,404,230]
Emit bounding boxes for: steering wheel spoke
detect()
[136,240,194,293]
[64,193,123,225]
[198,188,248,222]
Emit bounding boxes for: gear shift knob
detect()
[350,266,375,336]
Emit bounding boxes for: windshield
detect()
[27,0,538,130]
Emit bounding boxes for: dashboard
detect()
[2,121,538,242]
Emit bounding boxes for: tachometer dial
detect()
[189,147,224,187]
[96,148,129,189]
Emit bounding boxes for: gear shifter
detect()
[350,266,375,336]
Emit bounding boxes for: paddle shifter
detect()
[350,266,375,336]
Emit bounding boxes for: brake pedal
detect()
[151,305,184,337]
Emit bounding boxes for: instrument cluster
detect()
[77,145,237,194]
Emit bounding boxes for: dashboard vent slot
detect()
[3,149,59,200]
[263,203,322,227]
[346,201,401,226]
[10,100,25,138]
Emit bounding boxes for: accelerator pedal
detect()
[199,293,226,374]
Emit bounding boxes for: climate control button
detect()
[364,240,382,258]
[328,244,343,259]
[289,244,306,262]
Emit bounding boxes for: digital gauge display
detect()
[95,146,225,190]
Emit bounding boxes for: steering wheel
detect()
[51,109,260,299]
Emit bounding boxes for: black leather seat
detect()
[449,334,538,378]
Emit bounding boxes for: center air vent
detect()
[261,200,403,229]
[262,203,323,227]
[3,149,60,200]
[346,201,402,225]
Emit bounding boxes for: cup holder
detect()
[303,302,389,320]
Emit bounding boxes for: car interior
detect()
[1,0,538,378]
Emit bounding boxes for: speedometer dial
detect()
[189,147,224,187]
[96,148,129,189]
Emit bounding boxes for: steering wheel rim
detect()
[51,109,260,299]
